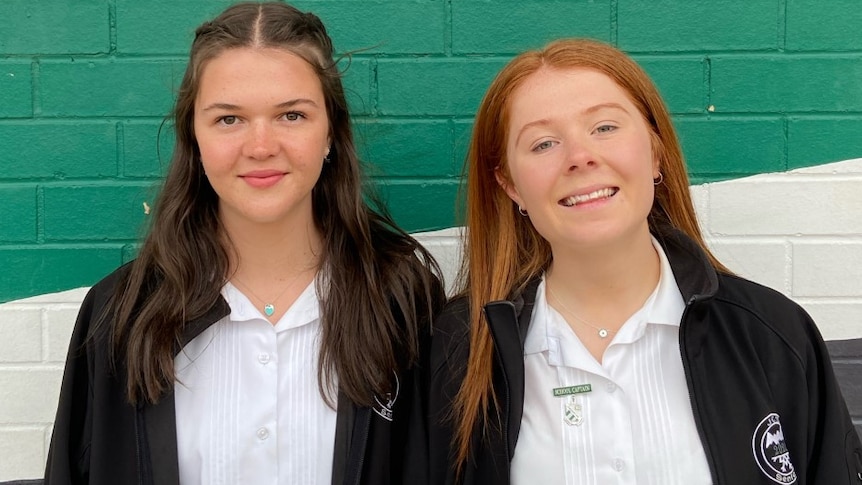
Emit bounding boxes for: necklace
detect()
[232,265,314,318]
[546,282,616,339]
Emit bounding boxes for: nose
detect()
[565,138,598,172]
[243,121,279,160]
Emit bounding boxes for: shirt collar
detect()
[648,235,686,328]
[523,236,685,357]
[222,279,320,332]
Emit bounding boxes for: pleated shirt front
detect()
[174,280,337,485]
[510,240,712,485]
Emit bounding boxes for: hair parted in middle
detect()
[451,37,728,470]
[104,1,444,407]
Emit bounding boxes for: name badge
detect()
[553,384,591,426]
[552,384,592,397]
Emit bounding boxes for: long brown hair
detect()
[453,38,728,470]
[102,1,444,405]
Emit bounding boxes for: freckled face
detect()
[194,47,330,230]
[500,67,660,253]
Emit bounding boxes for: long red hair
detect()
[452,38,728,472]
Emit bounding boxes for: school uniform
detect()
[423,226,862,484]
[45,264,430,485]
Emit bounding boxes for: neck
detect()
[221,210,323,323]
[546,228,660,325]
[222,210,323,282]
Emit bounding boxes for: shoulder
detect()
[70,262,141,349]
[91,262,133,297]
[712,273,821,359]
[429,296,471,376]
[78,263,133,320]
[715,273,811,325]
[434,296,471,337]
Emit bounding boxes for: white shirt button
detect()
[258,353,271,365]
[256,427,269,440]
[613,458,625,472]
[606,382,617,393]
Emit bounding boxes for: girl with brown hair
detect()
[45,3,444,484]
[425,39,860,484]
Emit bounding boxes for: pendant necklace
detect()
[232,266,313,318]
[546,283,616,339]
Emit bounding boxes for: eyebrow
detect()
[514,102,630,145]
[200,98,320,112]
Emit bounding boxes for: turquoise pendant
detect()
[264,304,275,317]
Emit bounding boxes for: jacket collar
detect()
[652,225,719,304]
[138,295,229,485]
[505,226,720,332]
[177,295,231,354]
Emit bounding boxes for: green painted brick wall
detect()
[0,0,110,55]
[0,247,123,300]
[785,0,862,51]
[2,0,861,302]
[677,117,786,182]
[617,1,780,52]
[1,123,117,179]
[0,187,37,243]
[451,1,611,54]
[0,62,33,118]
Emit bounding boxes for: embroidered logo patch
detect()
[751,412,797,484]
[373,373,399,422]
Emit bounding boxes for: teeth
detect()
[561,187,616,207]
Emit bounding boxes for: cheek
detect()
[196,131,240,166]
[512,166,553,201]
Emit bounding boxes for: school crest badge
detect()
[373,373,399,422]
[751,412,797,484]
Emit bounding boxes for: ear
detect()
[652,156,661,180]
[495,166,524,208]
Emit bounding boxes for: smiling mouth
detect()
[559,187,619,207]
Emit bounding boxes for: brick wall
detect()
[2,158,861,480]
[2,0,862,303]
[2,0,862,480]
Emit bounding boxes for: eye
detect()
[283,111,306,121]
[217,115,238,126]
[531,140,556,153]
[594,124,617,134]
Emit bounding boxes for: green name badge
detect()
[552,384,592,397]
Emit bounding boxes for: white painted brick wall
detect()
[0,428,48,481]
[0,289,85,481]
[0,158,860,480]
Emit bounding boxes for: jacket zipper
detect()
[503,369,512,462]
[134,405,145,485]
[350,411,371,485]
[679,296,721,485]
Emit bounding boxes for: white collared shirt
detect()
[510,238,712,485]
[174,280,337,485]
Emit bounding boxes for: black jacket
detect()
[45,265,432,485]
[425,228,862,484]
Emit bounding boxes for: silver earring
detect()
[518,205,528,216]
[653,172,664,186]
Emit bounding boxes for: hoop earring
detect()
[653,172,664,186]
[518,205,528,216]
